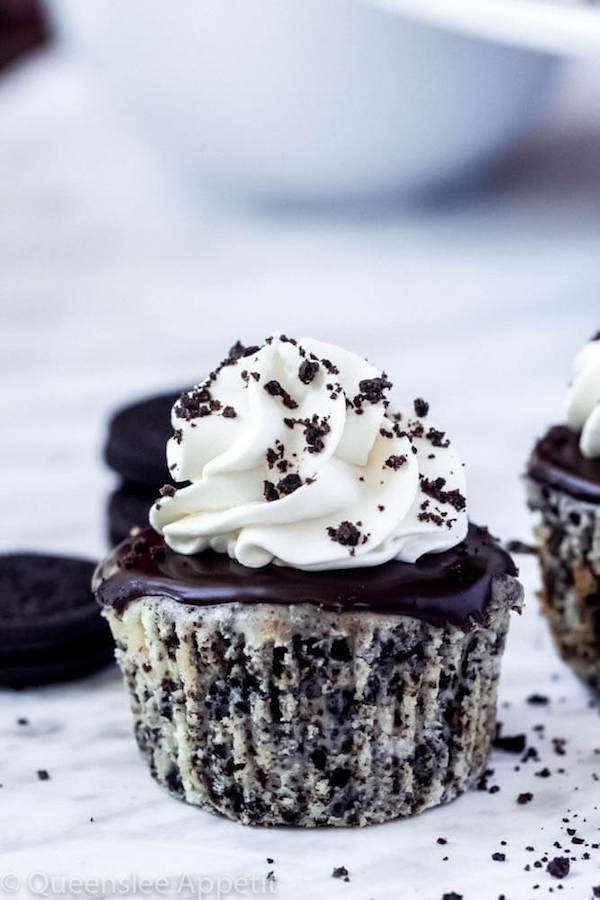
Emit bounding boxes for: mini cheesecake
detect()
[94,333,523,826]
[526,334,600,692]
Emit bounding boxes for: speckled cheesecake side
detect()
[527,478,600,693]
[104,574,522,827]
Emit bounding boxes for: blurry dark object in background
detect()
[108,483,161,547]
[104,390,185,545]
[0,553,113,687]
[0,0,49,72]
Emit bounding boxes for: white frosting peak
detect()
[150,335,468,570]
[566,336,600,459]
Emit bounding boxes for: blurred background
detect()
[1,0,599,560]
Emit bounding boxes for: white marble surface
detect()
[1,45,600,899]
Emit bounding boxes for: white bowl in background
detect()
[45,0,557,203]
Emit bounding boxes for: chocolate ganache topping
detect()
[528,425,600,503]
[94,524,517,628]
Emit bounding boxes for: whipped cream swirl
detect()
[150,335,467,570]
[566,333,600,459]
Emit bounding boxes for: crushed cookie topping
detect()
[384,454,407,470]
[298,359,320,384]
[420,476,466,512]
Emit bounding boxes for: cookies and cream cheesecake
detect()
[94,333,523,826]
[527,333,600,692]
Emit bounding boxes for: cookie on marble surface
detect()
[104,390,183,486]
[0,553,114,687]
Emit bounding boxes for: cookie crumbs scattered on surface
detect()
[413,397,429,417]
[547,857,570,879]
[419,476,466,511]
[426,427,450,448]
[437,837,447,845]
[159,484,176,497]
[517,792,534,805]
[492,730,527,754]
[17,717,28,726]
[266,872,276,882]
[37,770,50,781]
[222,406,237,418]
[266,858,274,865]
[332,866,350,882]
[441,893,462,900]
[527,694,549,706]
[491,853,506,862]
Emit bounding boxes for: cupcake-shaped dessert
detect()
[94,334,522,826]
[527,333,600,692]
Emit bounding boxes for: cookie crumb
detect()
[414,398,429,417]
[332,866,350,882]
[547,857,570,879]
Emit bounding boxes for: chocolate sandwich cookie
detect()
[104,391,182,486]
[104,390,185,543]
[0,553,114,687]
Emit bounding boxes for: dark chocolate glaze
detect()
[527,425,600,503]
[94,524,517,628]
